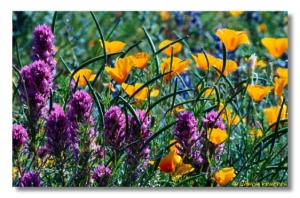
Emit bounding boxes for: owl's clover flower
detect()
[32,24,57,74]
[12,124,28,153]
[173,111,203,167]
[104,106,126,149]
[45,103,70,156]
[92,165,111,187]
[18,171,42,187]
[18,60,53,123]
[126,110,152,172]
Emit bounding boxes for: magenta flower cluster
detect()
[67,90,96,156]
[202,111,225,132]
[12,124,28,153]
[17,24,56,124]
[126,110,152,171]
[92,165,112,187]
[104,106,126,149]
[200,110,226,171]
[32,24,57,75]
[18,171,42,187]
[45,103,69,156]
[18,60,53,122]
[173,111,203,167]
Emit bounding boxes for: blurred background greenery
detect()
[12,11,288,73]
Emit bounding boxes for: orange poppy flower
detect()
[213,59,238,76]
[89,41,95,48]
[261,38,288,58]
[121,83,159,101]
[207,128,228,145]
[172,106,185,116]
[223,114,243,125]
[258,23,267,33]
[158,150,182,173]
[175,162,194,175]
[229,11,244,17]
[12,167,18,180]
[246,85,274,102]
[191,53,216,71]
[277,67,288,86]
[169,140,180,152]
[250,127,263,138]
[160,57,191,82]
[255,60,267,68]
[244,56,267,69]
[104,57,133,83]
[103,82,116,92]
[274,77,286,98]
[215,28,250,51]
[264,105,288,130]
[215,167,236,186]
[99,40,126,53]
[73,68,96,86]
[160,11,170,21]
[159,40,182,56]
[204,88,215,97]
[129,52,151,69]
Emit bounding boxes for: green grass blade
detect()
[119,96,141,127]
[51,11,58,34]
[59,56,72,74]
[90,11,107,64]
[142,27,160,75]
[128,70,172,101]
[105,18,122,41]
[119,40,143,58]
[83,76,104,128]
[15,40,22,69]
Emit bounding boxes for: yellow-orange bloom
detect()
[213,59,238,76]
[207,128,228,145]
[217,103,243,125]
[191,53,216,71]
[121,83,159,101]
[264,105,288,130]
[129,52,151,69]
[250,128,263,138]
[12,167,18,180]
[159,40,182,56]
[148,161,155,166]
[160,57,191,82]
[261,38,288,58]
[244,57,267,69]
[215,167,236,186]
[73,68,96,86]
[99,40,126,53]
[256,60,267,68]
[277,67,288,86]
[229,11,244,17]
[204,88,215,97]
[103,82,116,92]
[160,11,170,21]
[173,106,185,116]
[258,23,267,33]
[246,85,274,102]
[169,140,180,152]
[105,57,133,83]
[274,77,286,98]
[215,28,250,51]
[158,150,182,173]
[223,114,243,125]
